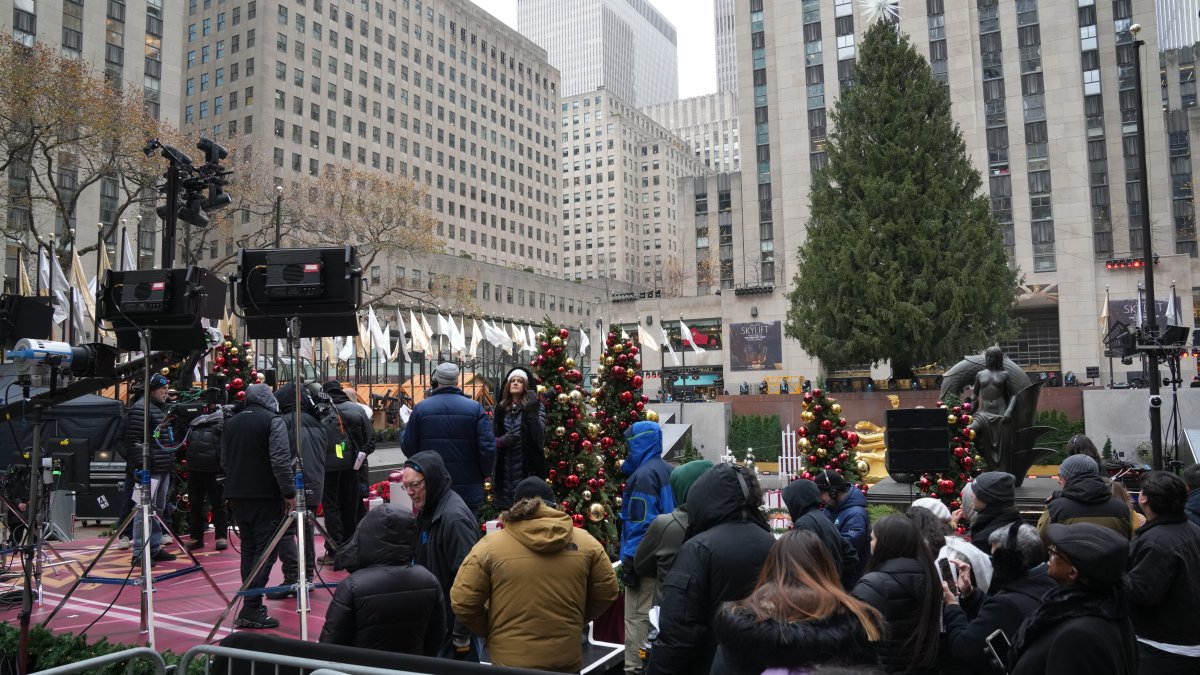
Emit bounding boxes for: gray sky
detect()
[469,0,718,99]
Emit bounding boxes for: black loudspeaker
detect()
[0,295,54,349]
[885,408,951,474]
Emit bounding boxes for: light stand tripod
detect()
[206,317,334,642]
[17,364,57,675]
[41,330,229,648]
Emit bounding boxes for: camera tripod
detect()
[40,331,228,651]
[206,317,335,642]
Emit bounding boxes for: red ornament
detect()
[618,421,629,431]
[572,514,585,527]
[569,432,580,442]
[557,366,566,374]
[961,402,973,413]
[601,436,615,448]
[231,377,245,390]
[630,346,639,356]
[803,392,814,403]
[813,405,824,414]
[235,390,246,401]
[561,501,572,511]
[797,427,808,437]
[587,478,598,490]
[817,434,828,445]
[215,356,226,366]
[635,401,645,411]
[597,478,605,489]
[620,390,633,404]
[632,375,643,388]
[820,419,834,432]
[838,418,847,427]
[813,388,823,397]
[566,474,580,488]
[559,460,568,471]
[560,328,570,339]
[581,440,593,451]
[549,469,558,479]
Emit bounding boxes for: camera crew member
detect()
[127,374,177,566]
[184,403,228,551]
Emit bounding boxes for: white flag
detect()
[678,319,705,353]
[470,319,485,356]
[482,319,503,348]
[578,325,590,358]
[496,320,514,354]
[524,325,537,353]
[510,323,525,350]
[661,326,680,366]
[37,250,69,324]
[390,310,408,361]
[367,306,389,360]
[1136,287,1145,329]
[70,248,95,323]
[1166,287,1183,325]
[337,335,354,361]
[299,337,314,361]
[409,311,427,353]
[638,324,660,352]
[1100,288,1110,332]
[621,327,630,341]
[421,314,435,352]
[450,316,467,353]
[121,229,136,271]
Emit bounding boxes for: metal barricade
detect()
[178,645,426,675]
[32,647,167,675]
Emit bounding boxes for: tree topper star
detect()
[860,0,900,24]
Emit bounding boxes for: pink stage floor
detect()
[0,533,349,654]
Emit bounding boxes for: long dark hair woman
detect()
[851,515,942,674]
[712,529,882,674]
[492,366,545,510]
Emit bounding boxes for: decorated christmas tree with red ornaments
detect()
[591,325,654,490]
[911,395,983,517]
[797,388,865,488]
[530,322,623,554]
[208,335,257,402]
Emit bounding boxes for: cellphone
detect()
[937,558,957,587]
[985,628,1012,672]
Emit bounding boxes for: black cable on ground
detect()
[78,559,136,639]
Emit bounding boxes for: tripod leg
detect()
[152,512,230,603]
[40,508,137,627]
[204,510,297,643]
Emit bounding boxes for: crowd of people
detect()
[116,362,1200,675]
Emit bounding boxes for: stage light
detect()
[98,267,227,350]
[233,246,363,338]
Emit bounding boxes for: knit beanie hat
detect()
[432,361,459,386]
[513,476,556,505]
[912,497,952,523]
[1059,454,1100,483]
[669,460,714,506]
[972,471,1016,509]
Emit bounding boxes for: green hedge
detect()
[1033,409,1085,465]
[0,624,196,675]
[729,414,783,462]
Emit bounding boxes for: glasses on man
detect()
[1047,545,1071,565]
[402,478,425,492]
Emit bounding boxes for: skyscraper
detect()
[518,0,679,107]
[642,91,740,173]
[713,0,736,93]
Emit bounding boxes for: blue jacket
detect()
[825,485,870,577]
[401,386,496,512]
[620,421,675,570]
[1186,489,1200,530]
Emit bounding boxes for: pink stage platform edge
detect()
[0,533,349,654]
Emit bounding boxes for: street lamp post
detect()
[273,184,283,247]
[1131,24,1163,471]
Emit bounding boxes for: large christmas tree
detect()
[591,325,654,490]
[797,388,865,488]
[784,17,1017,380]
[912,396,984,519]
[528,321,624,554]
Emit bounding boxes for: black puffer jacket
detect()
[492,375,545,509]
[784,480,861,588]
[403,450,480,644]
[968,507,1023,554]
[712,606,879,675]
[852,557,935,673]
[1037,475,1133,540]
[644,463,775,675]
[319,504,445,655]
[184,410,225,474]
[124,397,174,474]
[276,383,328,506]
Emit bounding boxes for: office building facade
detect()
[518,0,679,107]
[642,91,740,174]
[714,0,736,93]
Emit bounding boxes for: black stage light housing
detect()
[98,266,226,350]
[234,246,362,338]
[0,295,54,349]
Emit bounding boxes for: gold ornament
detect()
[613,344,623,353]
[546,478,555,487]
[229,347,239,356]
[627,369,636,380]
[536,332,546,342]
[968,429,977,440]
[855,459,871,475]
[565,358,576,368]
[830,403,842,415]
[576,463,585,472]
[963,415,973,426]
[588,503,606,522]
[798,438,812,450]
[555,426,566,437]
[160,367,171,376]
[484,482,492,493]
[615,496,623,508]
[486,494,493,504]
[551,336,563,346]
[588,398,598,407]
[974,454,983,464]
[537,384,548,394]
[605,356,615,366]
[645,410,659,422]
[947,414,958,424]
[816,447,827,458]
[801,411,816,424]
[594,454,604,466]
[582,489,593,500]
[557,393,569,403]
[569,389,583,401]
[587,423,601,438]
[801,401,810,411]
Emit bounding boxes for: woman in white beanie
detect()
[491,366,545,510]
